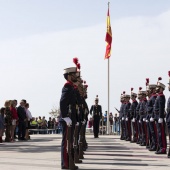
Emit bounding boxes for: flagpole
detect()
[106,1,110,135]
[107,57,110,135]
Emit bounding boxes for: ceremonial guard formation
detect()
[59,58,89,170]
[118,71,170,158]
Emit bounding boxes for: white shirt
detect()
[26,109,32,121]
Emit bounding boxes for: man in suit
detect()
[90,95,102,138]
[17,100,27,140]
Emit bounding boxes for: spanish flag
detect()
[105,6,112,59]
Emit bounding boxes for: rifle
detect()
[114,107,120,113]
[74,107,82,163]
[67,105,76,169]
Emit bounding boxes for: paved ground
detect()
[0,134,170,170]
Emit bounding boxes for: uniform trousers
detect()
[93,115,100,137]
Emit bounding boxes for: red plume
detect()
[168,71,170,77]
[139,87,142,90]
[146,78,149,84]
[85,85,88,88]
[158,77,162,81]
[123,91,125,94]
[131,88,133,91]
[77,63,80,70]
[73,58,78,65]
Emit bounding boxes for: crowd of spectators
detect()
[0,99,62,143]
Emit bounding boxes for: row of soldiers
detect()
[59,58,89,170]
[119,72,170,158]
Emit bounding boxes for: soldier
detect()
[136,88,142,144]
[90,95,102,138]
[130,88,138,143]
[166,71,170,158]
[124,94,131,141]
[146,80,157,151]
[60,66,78,170]
[154,77,167,154]
[139,90,147,146]
[119,93,126,140]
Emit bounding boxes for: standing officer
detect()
[136,88,142,144]
[130,88,138,143]
[146,81,157,151]
[119,93,126,140]
[154,77,167,154]
[90,95,102,138]
[60,66,78,170]
[124,94,131,141]
[166,71,170,158]
[139,90,147,146]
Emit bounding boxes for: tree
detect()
[49,106,60,118]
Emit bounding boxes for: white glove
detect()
[62,117,72,126]
[122,117,124,120]
[150,117,154,122]
[84,119,86,124]
[132,118,135,122]
[139,120,141,123]
[146,120,149,123]
[125,117,128,121]
[143,118,146,122]
[158,118,163,123]
[76,122,79,126]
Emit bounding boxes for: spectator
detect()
[52,118,56,134]
[109,112,113,133]
[48,117,53,134]
[38,116,43,134]
[88,117,93,128]
[30,117,38,134]
[114,113,118,133]
[41,117,47,134]
[10,100,18,142]
[103,111,107,126]
[0,107,5,143]
[4,100,12,142]
[13,99,18,139]
[17,100,27,140]
[25,103,32,140]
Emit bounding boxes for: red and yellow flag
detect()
[105,6,112,59]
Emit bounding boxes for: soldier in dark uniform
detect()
[60,66,78,170]
[119,93,126,140]
[139,90,147,146]
[146,83,157,151]
[90,96,102,138]
[166,71,170,158]
[154,77,167,154]
[130,88,138,143]
[124,94,131,141]
[136,88,142,144]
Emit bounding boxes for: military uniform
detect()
[124,96,131,141]
[130,98,138,142]
[167,72,170,157]
[90,97,102,138]
[60,67,78,170]
[154,81,167,154]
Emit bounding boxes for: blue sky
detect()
[0,0,170,118]
[1,0,170,40]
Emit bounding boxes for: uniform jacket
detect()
[129,100,138,119]
[60,81,77,124]
[147,94,157,118]
[154,92,166,119]
[119,102,125,119]
[139,98,147,117]
[166,97,170,123]
[136,100,142,120]
[90,105,102,119]
[124,102,131,118]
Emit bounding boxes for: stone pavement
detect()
[0,134,170,170]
